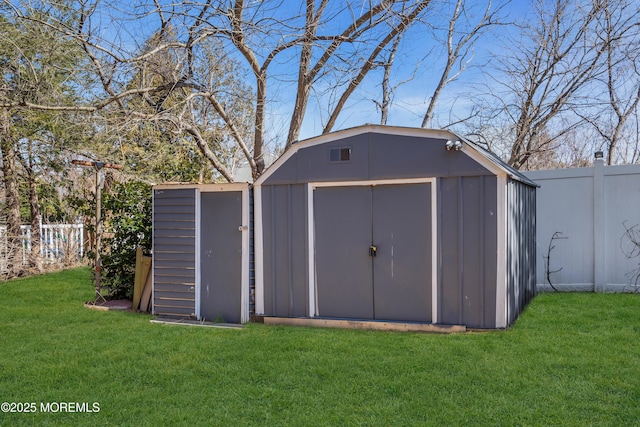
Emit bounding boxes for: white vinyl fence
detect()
[524,159,640,292]
[0,223,84,271]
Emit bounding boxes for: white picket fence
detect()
[0,223,84,271]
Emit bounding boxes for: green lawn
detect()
[1,268,640,426]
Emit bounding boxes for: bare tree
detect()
[3,0,435,181]
[364,0,507,131]
[321,0,433,134]
[145,0,433,174]
[375,32,406,125]
[575,0,640,165]
[420,0,505,128]
[488,0,609,170]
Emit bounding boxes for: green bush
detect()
[100,181,152,299]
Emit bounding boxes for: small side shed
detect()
[152,183,251,323]
[254,125,537,329]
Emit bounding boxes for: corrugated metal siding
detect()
[506,179,537,326]
[153,188,197,317]
[438,176,498,329]
[261,184,309,317]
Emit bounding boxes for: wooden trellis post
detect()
[71,160,123,302]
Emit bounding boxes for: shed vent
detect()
[329,147,351,162]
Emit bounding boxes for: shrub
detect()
[100,181,152,299]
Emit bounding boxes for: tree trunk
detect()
[253,71,267,177]
[17,139,43,272]
[28,180,42,272]
[379,34,402,125]
[286,0,324,148]
[26,141,43,272]
[0,114,23,276]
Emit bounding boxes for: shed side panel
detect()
[461,177,484,327]
[289,184,309,317]
[153,188,196,317]
[273,186,292,316]
[261,186,275,315]
[261,184,308,317]
[438,176,498,328]
[506,181,519,326]
[482,176,498,328]
[506,180,537,326]
[439,177,461,325]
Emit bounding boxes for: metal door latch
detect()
[369,245,377,257]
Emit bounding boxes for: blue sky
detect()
[73,0,523,143]
[285,0,525,142]
[53,0,638,155]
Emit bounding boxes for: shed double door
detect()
[314,183,432,322]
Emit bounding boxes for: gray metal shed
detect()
[253,125,537,329]
[152,183,251,323]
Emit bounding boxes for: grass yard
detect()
[1,269,640,426]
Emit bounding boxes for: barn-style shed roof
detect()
[255,124,537,187]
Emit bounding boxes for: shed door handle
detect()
[369,245,377,257]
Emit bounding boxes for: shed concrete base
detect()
[261,317,466,333]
